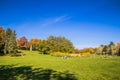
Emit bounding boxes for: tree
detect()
[96,45,104,55]
[4,28,17,55]
[0,26,5,54]
[102,45,107,55]
[38,36,75,54]
[47,36,74,53]
[4,28,12,54]
[116,42,120,56]
[38,40,50,54]
[9,31,18,55]
[29,38,41,50]
[108,42,117,55]
[17,36,29,50]
[81,48,95,54]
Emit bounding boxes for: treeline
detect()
[95,42,120,56]
[17,36,75,54]
[0,26,120,56]
[79,42,120,56]
[0,26,75,56]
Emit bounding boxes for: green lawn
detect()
[0,50,120,80]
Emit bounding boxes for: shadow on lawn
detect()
[0,65,77,80]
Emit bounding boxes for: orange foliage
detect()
[17,36,29,49]
[29,38,40,46]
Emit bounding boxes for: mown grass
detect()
[0,50,120,80]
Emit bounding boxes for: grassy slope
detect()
[0,50,120,80]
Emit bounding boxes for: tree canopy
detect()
[38,36,75,54]
[17,36,29,50]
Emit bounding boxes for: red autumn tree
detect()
[17,36,29,50]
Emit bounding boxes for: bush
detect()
[81,52,91,57]
[51,52,82,57]
[68,54,81,57]
[50,52,68,57]
[10,50,25,57]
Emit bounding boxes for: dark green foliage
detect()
[4,28,12,54]
[0,27,5,55]
[102,45,107,55]
[4,28,18,55]
[107,41,114,55]
[9,31,18,55]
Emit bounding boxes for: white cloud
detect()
[53,15,66,22]
[41,15,71,27]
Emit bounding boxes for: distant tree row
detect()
[0,26,120,56]
[96,42,120,56]
[0,27,17,55]
[78,42,120,56]
[17,36,75,54]
[17,37,40,50]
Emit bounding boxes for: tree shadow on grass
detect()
[0,65,77,80]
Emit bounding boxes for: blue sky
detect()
[0,0,120,49]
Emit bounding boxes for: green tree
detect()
[4,28,17,55]
[4,28,12,54]
[47,36,74,53]
[108,42,117,55]
[0,26,5,54]
[38,40,50,54]
[38,36,75,54]
[9,31,18,55]
[102,45,107,55]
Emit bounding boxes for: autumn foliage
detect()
[29,38,41,50]
[17,37,29,50]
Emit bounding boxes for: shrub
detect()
[50,52,68,57]
[81,52,91,57]
[68,54,81,57]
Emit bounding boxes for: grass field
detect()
[0,50,120,80]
